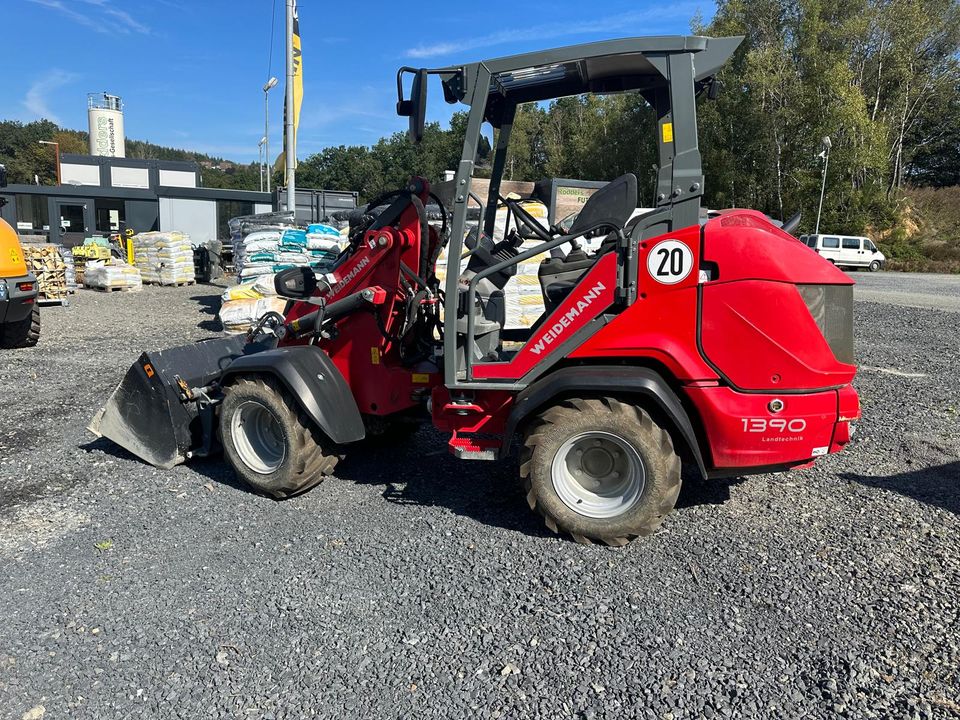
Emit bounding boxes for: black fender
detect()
[221,345,365,444]
[501,365,707,476]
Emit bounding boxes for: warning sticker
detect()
[662,122,674,143]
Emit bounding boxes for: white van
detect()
[800,234,886,271]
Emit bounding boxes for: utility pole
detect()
[284,0,296,215]
[258,136,266,192]
[263,77,278,193]
[815,136,832,235]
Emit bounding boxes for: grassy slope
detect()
[873,187,960,273]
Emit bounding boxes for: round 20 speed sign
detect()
[646,239,693,285]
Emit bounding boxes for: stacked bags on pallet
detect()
[236,225,343,281]
[218,274,287,334]
[132,231,196,285]
[84,261,143,291]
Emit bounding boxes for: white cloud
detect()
[26,0,149,34]
[405,6,703,58]
[22,69,78,124]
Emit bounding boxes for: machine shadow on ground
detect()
[841,461,960,515]
[190,293,223,333]
[82,431,754,541]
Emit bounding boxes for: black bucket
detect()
[89,335,268,469]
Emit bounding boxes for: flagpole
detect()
[285,0,296,215]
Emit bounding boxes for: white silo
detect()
[87,93,126,158]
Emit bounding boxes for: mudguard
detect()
[500,365,707,475]
[221,345,365,445]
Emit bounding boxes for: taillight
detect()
[797,284,854,364]
[18,282,34,292]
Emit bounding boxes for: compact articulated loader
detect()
[92,36,860,545]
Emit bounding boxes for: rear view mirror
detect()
[0,164,7,188]
[397,68,428,143]
[274,266,317,299]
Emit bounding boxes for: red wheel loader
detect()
[90,35,860,545]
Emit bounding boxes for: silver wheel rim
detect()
[551,431,645,519]
[231,400,286,474]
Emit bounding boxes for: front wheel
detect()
[868,260,881,272]
[219,376,339,498]
[520,397,682,545]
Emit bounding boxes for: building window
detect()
[95,199,126,233]
[15,195,49,233]
[217,200,255,240]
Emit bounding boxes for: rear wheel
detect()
[868,260,881,272]
[520,397,682,545]
[0,304,40,348]
[219,376,338,498]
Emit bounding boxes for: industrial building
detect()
[0,153,273,246]
[0,92,357,246]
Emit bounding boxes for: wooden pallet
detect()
[86,285,139,293]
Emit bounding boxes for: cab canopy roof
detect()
[436,35,743,125]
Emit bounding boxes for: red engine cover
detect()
[699,210,856,392]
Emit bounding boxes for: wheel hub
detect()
[231,400,286,475]
[551,431,645,519]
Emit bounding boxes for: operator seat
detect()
[538,173,638,311]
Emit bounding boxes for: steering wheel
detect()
[500,195,552,242]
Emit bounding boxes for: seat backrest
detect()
[568,174,638,237]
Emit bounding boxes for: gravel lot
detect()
[1,276,958,720]
[853,271,960,313]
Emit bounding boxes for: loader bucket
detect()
[89,335,264,469]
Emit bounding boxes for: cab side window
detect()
[865,239,877,252]
[842,238,861,250]
[823,237,840,249]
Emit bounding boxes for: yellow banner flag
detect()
[280,2,303,182]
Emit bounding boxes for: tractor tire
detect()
[520,397,681,546]
[868,260,881,272]
[0,305,40,349]
[219,376,339,498]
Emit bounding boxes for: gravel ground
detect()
[853,271,960,313]
[0,280,958,720]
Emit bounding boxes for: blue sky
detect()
[4,0,712,163]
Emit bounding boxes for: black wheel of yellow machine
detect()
[520,397,682,546]
[219,376,339,498]
[0,304,40,349]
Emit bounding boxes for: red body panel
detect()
[699,280,856,391]
[569,224,715,381]
[685,386,839,468]
[702,210,853,284]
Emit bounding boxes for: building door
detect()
[53,198,93,248]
